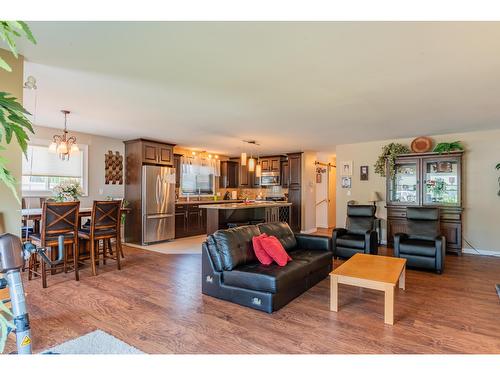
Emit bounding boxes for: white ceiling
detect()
[12,21,500,156]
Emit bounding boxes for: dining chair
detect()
[29,201,80,288]
[78,200,122,276]
[21,197,45,239]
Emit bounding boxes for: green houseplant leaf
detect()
[433,141,464,154]
[0,21,36,206]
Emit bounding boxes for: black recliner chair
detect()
[394,207,446,274]
[332,205,378,259]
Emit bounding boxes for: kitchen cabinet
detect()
[220,160,239,188]
[230,158,260,188]
[174,153,182,186]
[260,156,281,173]
[385,151,464,254]
[127,139,174,166]
[287,153,302,232]
[175,204,207,238]
[281,160,289,188]
[270,157,281,172]
[288,153,302,188]
[239,162,251,187]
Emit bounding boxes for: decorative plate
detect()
[411,137,433,153]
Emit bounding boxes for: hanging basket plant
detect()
[374,143,411,178]
[496,163,500,196]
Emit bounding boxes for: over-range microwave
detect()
[261,171,281,186]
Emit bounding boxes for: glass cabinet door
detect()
[388,161,419,205]
[423,159,460,205]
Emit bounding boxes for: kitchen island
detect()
[199,201,292,234]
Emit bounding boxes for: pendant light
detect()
[255,158,262,178]
[240,152,247,166]
[49,110,79,161]
[248,156,256,172]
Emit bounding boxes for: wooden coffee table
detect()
[330,253,406,325]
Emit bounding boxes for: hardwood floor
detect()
[5,242,500,354]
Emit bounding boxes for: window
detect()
[22,141,88,196]
[180,166,215,196]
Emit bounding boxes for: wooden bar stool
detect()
[78,200,122,276]
[29,201,80,288]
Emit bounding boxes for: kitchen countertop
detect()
[176,200,243,205]
[199,202,292,210]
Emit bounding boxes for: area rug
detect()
[43,330,144,354]
[125,235,204,255]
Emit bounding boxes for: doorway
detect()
[315,154,336,230]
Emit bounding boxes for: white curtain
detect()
[181,156,220,177]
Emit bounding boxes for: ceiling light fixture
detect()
[49,110,79,161]
[241,140,260,169]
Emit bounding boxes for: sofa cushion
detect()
[288,249,333,274]
[260,235,292,266]
[223,259,309,293]
[252,233,273,265]
[257,222,297,251]
[399,239,436,257]
[336,233,365,250]
[213,225,261,271]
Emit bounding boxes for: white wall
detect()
[336,129,500,253]
[28,126,125,207]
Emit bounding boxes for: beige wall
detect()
[0,49,23,234]
[28,126,125,207]
[336,129,500,253]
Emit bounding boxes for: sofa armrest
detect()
[295,233,332,252]
[393,233,409,257]
[364,230,378,255]
[435,235,446,273]
[331,228,347,257]
[332,228,347,239]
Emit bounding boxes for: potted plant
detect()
[496,163,500,196]
[374,143,411,178]
[53,181,83,202]
[433,141,464,154]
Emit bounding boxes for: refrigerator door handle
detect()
[156,175,161,206]
[146,213,174,219]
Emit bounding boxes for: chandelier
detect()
[49,110,79,160]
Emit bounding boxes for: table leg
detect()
[384,285,394,325]
[399,267,406,290]
[330,275,338,312]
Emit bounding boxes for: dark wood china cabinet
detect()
[386,151,464,254]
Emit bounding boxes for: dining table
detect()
[21,207,131,234]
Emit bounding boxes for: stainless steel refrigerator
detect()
[141,165,176,244]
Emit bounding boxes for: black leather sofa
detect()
[332,205,378,259]
[394,207,446,274]
[202,222,333,313]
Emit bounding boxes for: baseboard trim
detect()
[301,228,318,234]
[462,248,500,257]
